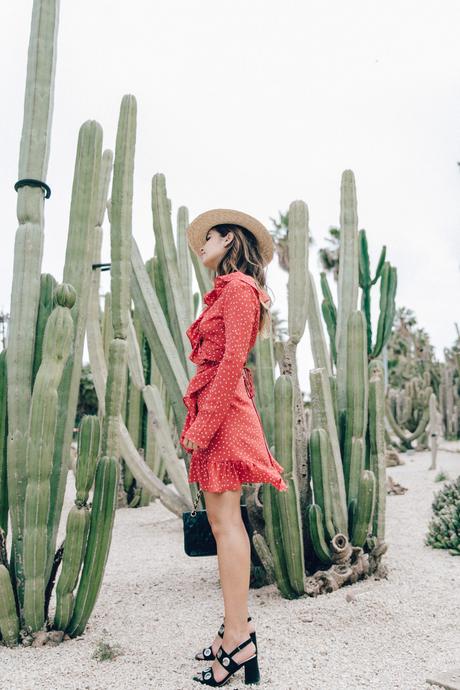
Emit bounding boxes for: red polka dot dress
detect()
[179,270,288,494]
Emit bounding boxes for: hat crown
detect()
[186,208,274,268]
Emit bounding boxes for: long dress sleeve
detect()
[184,280,260,450]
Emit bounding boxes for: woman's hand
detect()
[182,435,200,451]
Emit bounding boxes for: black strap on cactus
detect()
[92,262,111,272]
[14,178,51,199]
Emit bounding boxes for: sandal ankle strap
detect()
[219,635,253,658]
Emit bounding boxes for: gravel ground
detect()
[1,443,459,690]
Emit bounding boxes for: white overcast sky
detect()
[1,1,459,395]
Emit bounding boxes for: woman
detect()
[179,208,288,687]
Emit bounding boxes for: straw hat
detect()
[186,209,274,267]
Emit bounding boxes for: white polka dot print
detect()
[179,270,288,494]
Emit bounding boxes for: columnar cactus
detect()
[151,173,195,379]
[7,0,59,610]
[385,376,432,450]
[273,375,305,594]
[45,119,103,587]
[309,368,348,536]
[65,454,118,637]
[439,363,459,439]
[0,565,19,647]
[343,311,368,504]
[368,359,386,539]
[87,162,191,517]
[53,415,100,631]
[257,170,391,597]
[427,392,441,470]
[308,428,343,564]
[23,283,75,631]
[0,351,7,535]
[3,0,201,648]
[65,94,135,637]
[358,229,386,355]
[3,6,123,635]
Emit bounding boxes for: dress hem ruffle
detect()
[188,455,289,494]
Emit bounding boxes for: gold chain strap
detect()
[190,487,203,517]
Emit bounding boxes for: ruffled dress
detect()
[179,270,288,493]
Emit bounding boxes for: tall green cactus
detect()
[273,375,305,594]
[335,171,359,423]
[255,174,390,594]
[4,0,203,645]
[293,171,392,585]
[371,262,397,359]
[343,311,368,504]
[309,428,336,543]
[263,481,297,599]
[65,455,118,637]
[151,174,194,378]
[0,351,8,535]
[66,94,134,636]
[45,120,103,588]
[350,470,375,547]
[368,359,386,538]
[0,565,19,647]
[23,284,75,631]
[358,229,386,355]
[7,0,59,611]
[53,415,100,631]
[309,368,348,535]
[33,274,58,384]
[319,271,337,366]
[385,375,432,450]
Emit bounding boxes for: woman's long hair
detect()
[211,223,273,338]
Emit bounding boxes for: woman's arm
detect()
[184,280,259,449]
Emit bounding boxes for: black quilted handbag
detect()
[182,487,252,557]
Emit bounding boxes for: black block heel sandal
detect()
[195,616,257,661]
[192,636,260,686]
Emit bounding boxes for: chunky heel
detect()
[244,654,260,685]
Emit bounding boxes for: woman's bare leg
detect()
[202,487,257,682]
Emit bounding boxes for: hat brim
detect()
[186,208,274,267]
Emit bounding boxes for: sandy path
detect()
[1,444,459,690]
